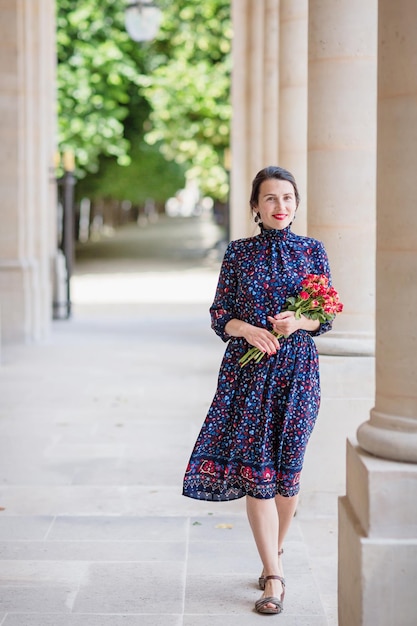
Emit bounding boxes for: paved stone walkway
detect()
[0,215,374,625]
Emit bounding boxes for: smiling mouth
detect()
[273,214,287,220]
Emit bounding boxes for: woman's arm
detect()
[210,244,238,342]
[308,241,334,336]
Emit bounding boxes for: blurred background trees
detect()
[56,0,231,213]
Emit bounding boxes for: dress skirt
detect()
[182,330,320,501]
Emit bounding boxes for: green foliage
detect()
[76,140,185,205]
[57,0,232,201]
[57,0,149,175]
[142,0,232,199]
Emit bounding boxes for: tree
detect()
[76,141,186,206]
[56,0,232,201]
[142,0,232,200]
[56,0,148,175]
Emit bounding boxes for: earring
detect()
[254,212,260,223]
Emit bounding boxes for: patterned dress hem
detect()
[182,477,300,501]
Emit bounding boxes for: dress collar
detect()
[259,225,292,240]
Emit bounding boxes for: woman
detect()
[183,166,333,615]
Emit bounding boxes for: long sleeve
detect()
[210,243,238,342]
[308,241,334,337]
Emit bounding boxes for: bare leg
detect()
[275,493,298,548]
[275,494,298,564]
[246,495,283,607]
[275,493,298,576]
[257,493,298,582]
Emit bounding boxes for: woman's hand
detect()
[224,319,280,355]
[243,325,280,355]
[267,310,299,337]
[267,310,320,336]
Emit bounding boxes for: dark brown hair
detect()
[249,166,300,211]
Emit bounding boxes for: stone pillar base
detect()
[0,259,48,344]
[338,439,417,626]
[358,410,417,463]
[314,331,374,356]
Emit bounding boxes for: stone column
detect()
[357,0,417,463]
[230,0,249,240]
[279,0,308,236]
[339,2,417,624]
[230,0,280,240]
[0,0,56,344]
[307,0,377,356]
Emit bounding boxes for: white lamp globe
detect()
[125,0,162,42]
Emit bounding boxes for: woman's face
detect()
[255,178,297,230]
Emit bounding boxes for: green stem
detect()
[239,331,284,367]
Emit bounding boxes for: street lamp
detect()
[53,150,76,320]
[125,0,162,42]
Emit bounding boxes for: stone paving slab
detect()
[72,561,184,614]
[1,615,183,626]
[182,616,328,626]
[0,516,53,541]
[0,587,73,615]
[0,560,89,613]
[187,540,260,576]
[188,513,272,542]
[184,571,326,616]
[47,515,187,541]
[0,561,184,615]
[0,486,245,517]
[0,539,185,563]
[187,537,310,579]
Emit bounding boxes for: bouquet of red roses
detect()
[239,273,343,367]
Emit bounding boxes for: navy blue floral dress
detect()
[183,225,332,501]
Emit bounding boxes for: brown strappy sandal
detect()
[258,548,284,590]
[255,575,285,615]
